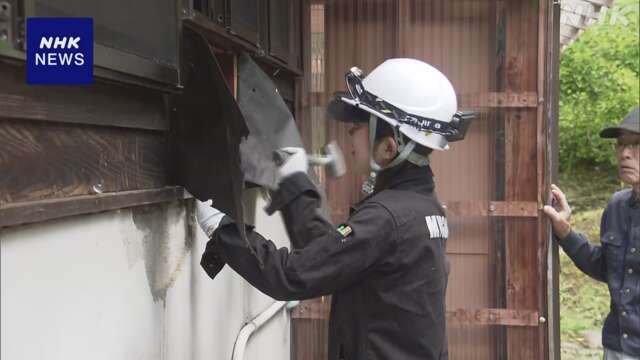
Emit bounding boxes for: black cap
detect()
[600,107,640,138]
[326,92,370,123]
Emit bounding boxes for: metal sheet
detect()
[237,53,331,220]
[237,53,303,189]
[170,27,248,225]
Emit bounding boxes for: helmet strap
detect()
[368,114,417,172]
[407,151,430,167]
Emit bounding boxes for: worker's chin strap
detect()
[368,115,429,172]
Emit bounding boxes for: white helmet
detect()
[329,58,473,171]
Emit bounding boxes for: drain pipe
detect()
[232,300,300,360]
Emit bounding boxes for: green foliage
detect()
[559,0,640,169]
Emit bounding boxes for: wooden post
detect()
[503,0,545,359]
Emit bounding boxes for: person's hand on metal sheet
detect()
[196,199,226,238]
[543,184,572,239]
[275,147,309,182]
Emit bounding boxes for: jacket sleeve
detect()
[264,172,331,249]
[201,174,397,300]
[557,208,608,282]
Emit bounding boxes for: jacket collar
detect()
[372,162,435,197]
[382,164,435,195]
[350,164,435,213]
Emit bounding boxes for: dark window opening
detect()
[229,0,259,45]
[33,0,179,85]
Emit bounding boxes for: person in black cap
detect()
[544,107,640,359]
[196,59,473,360]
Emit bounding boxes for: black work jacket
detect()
[559,189,640,356]
[201,165,450,360]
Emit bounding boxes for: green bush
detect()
[559,0,639,170]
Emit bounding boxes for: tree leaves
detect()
[559,0,640,169]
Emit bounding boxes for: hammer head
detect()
[322,141,347,177]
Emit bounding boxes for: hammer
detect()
[308,141,347,177]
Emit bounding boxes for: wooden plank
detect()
[291,297,332,320]
[503,0,542,359]
[543,1,562,359]
[0,187,188,228]
[0,119,169,205]
[294,304,542,327]
[458,92,540,108]
[0,64,168,131]
[447,308,540,327]
[292,319,329,360]
[443,201,539,218]
[538,0,551,358]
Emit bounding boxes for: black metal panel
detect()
[170,27,248,224]
[237,53,330,220]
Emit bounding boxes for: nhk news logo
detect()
[26,17,93,85]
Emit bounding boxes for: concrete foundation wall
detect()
[1,191,291,360]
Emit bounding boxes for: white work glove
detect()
[276,147,308,181]
[196,199,226,238]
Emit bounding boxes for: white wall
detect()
[1,192,292,360]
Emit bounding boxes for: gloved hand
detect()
[276,147,308,182]
[196,199,226,238]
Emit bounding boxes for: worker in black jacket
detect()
[544,107,639,359]
[197,59,472,360]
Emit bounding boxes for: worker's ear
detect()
[373,136,399,166]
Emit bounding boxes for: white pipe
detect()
[231,301,300,360]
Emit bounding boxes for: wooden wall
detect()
[0,62,180,228]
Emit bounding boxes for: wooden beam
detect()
[318,91,541,109]
[459,92,540,108]
[0,187,189,228]
[293,302,542,328]
[448,308,540,327]
[0,119,169,205]
[0,65,168,131]
[503,0,542,359]
[291,297,332,320]
[443,201,539,218]
[544,1,563,359]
